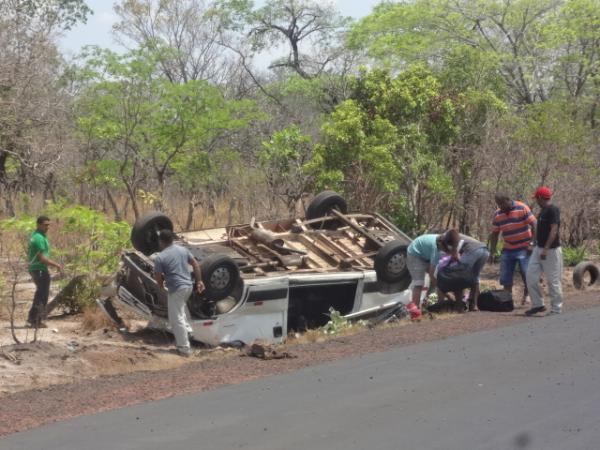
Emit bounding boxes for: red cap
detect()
[533,186,552,199]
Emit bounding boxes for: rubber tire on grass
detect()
[305,191,348,229]
[374,240,411,289]
[131,212,173,256]
[572,261,600,290]
[201,254,241,301]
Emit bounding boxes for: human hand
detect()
[540,249,547,260]
[196,281,205,294]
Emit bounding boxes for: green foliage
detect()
[9,0,92,31]
[0,203,130,311]
[307,66,458,224]
[321,308,367,335]
[349,0,600,107]
[562,246,586,267]
[74,46,261,205]
[259,126,314,206]
[389,196,418,234]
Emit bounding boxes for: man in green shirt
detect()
[27,216,63,327]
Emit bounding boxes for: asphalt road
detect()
[3,307,600,450]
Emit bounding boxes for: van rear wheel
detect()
[131,212,173,255]
[305,191,348,229]
[374,241,411,290]
[201,254,241,301]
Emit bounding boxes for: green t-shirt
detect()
[28,230,49,272]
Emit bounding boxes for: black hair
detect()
[158,229,175,245]
[37,215,50,225]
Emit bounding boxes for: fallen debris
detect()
[1,350,20,365]
[243,342,297,360]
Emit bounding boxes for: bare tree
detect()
[0,0,90,213]
[113,0,239,85]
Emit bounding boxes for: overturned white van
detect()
[101,192,419,346]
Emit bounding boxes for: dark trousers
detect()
[28,270,50,325]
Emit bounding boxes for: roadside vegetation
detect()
[1,0,600,325]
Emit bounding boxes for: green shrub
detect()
[0,202,130,312]
[562,246,586,267]
[321,308,367,335]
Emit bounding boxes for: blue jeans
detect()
[499,249,530,290]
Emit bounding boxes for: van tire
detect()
[131,212,173,255]
[201,254,240,301]
[375,241,411,288]
[573,261,599,290]
[305,191,347,229]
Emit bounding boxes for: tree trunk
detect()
[105,188,122,221]
[124,181,140,220]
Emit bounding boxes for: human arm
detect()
[526,205,537,251]
[540,207,559,260]
[153,257,165,290]
[428,264,437,291]
[154,272,166,290]
[541,224,559,260]
[36,252,63,272]
[528,222,536,252]
[189,256,205,294]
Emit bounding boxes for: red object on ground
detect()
[406,302,422,320]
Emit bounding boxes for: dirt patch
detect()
[0,263,598,436]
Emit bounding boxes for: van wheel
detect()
[573,261,599,290]
[131,212,173,255]
[201,254,241,301]
[375,240,411,289]
[305,191,348,229]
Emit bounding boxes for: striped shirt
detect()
[492,201,536,251]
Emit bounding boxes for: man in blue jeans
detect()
[489,194,537,304]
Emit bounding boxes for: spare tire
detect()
[305,191,348,229]
[573,261,599,290]
[201,254,241,301]
[131,212,174,255]
[374,240,411,289]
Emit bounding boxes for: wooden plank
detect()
[294,234,340,268]
[330,209,385,247]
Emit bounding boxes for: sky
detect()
[59,0,384,56]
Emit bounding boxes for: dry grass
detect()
[81,306,117,332]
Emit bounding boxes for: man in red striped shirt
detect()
[489,193,537,304]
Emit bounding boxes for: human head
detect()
[494,193,512,213]
[157,229,175,249]
[532,186,552,207]
[36,215,51,233]
[436,231,450,253]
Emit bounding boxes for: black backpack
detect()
[437,262,475,293]
[477,290,514,312]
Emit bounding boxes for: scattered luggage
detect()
[477,289,514,312]
[436,262,475,293]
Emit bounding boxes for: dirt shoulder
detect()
[1,291,599,436]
